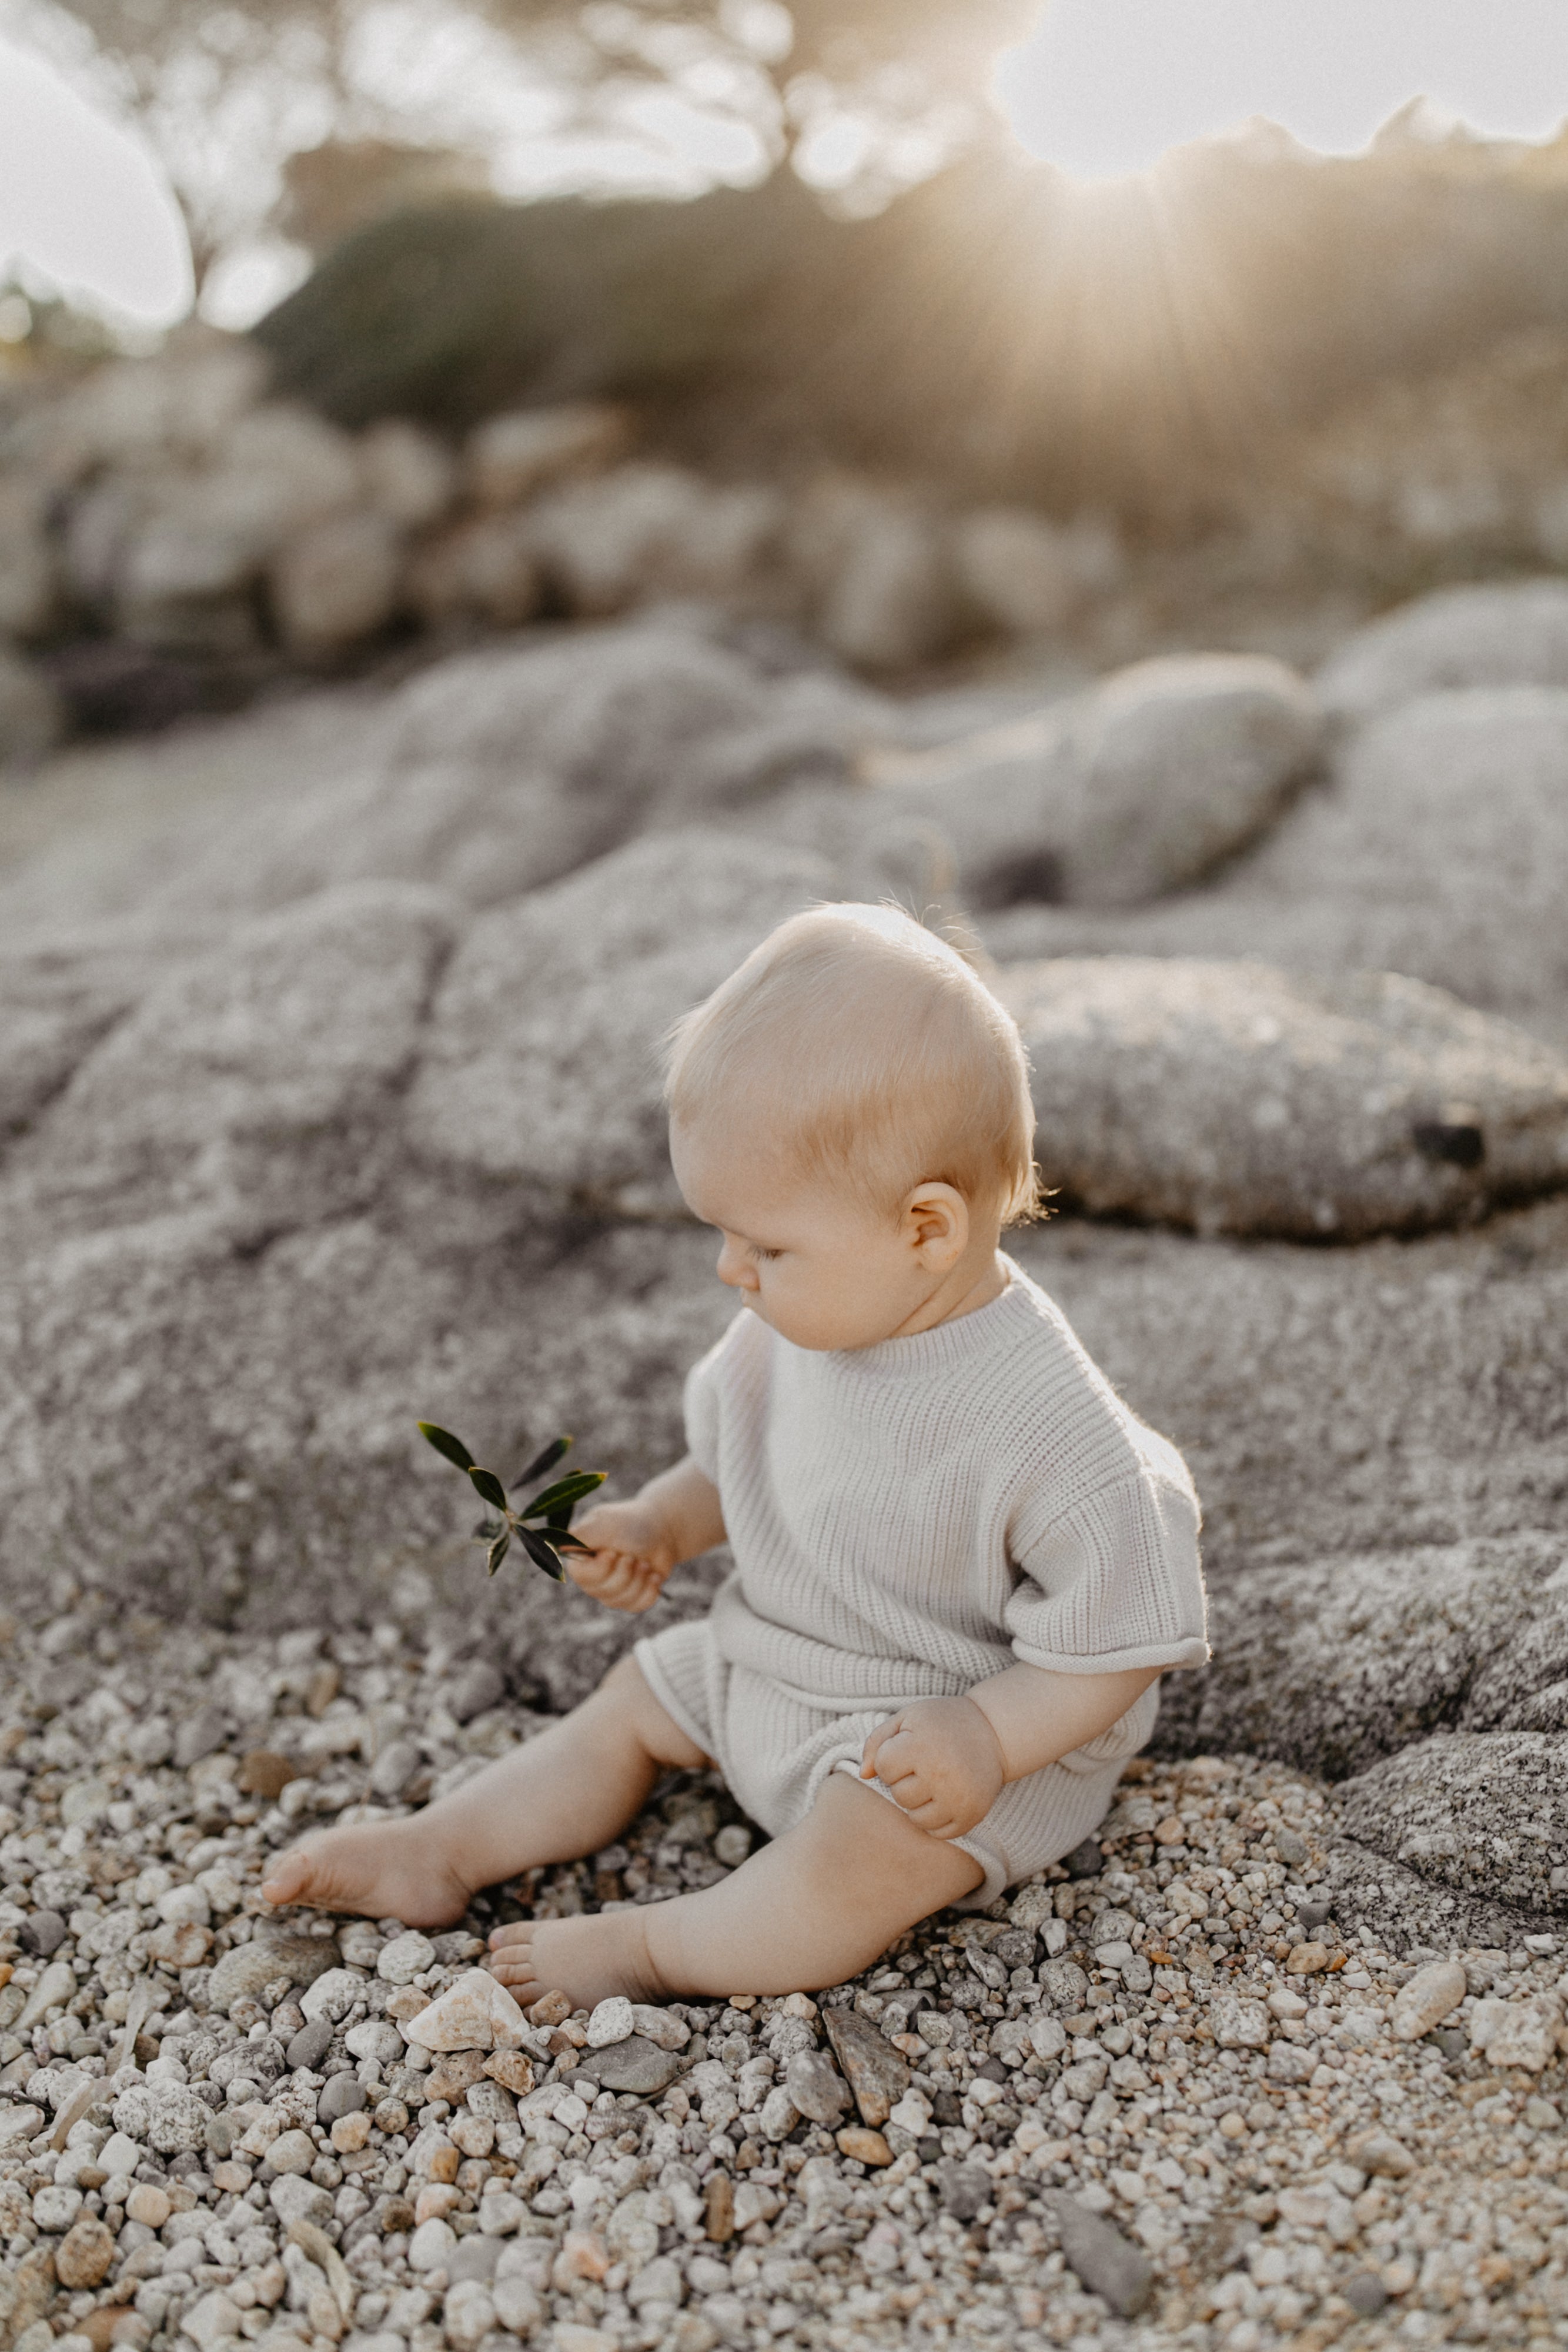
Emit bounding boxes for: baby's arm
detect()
[860,1662,1161,1840]
[566,1454,726,1615]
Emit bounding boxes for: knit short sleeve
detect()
[1004,1468,1208,1675]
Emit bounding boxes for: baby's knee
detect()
[597,1651,710,1770]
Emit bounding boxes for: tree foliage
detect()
[33,0,1043,295]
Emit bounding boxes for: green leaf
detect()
[419,1421,474,1473]
[519,1526,569,1582]
[472,1516,504,1542]
[486,1531,511,1576]
[524,1469,606,1522]
[516,1435,571,1486]
[541,1526,590,1551]
[467,1464,508,1512]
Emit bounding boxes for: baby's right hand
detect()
[565,1498,677,1615]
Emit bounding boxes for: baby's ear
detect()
[905,1180,968,1260]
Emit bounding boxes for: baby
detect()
[263,905,1207,2003]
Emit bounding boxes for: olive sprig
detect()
[418,1423,606,1581]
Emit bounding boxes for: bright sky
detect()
[4,0,1568,331]
[996,0,1568,179]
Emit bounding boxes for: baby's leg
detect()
[261,1656,708,1926]
[488,1772,984,2007]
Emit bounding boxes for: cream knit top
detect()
[684,1258,1207,1708]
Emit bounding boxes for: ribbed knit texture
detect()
[636,1258,1206,1906]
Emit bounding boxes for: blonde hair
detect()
[664,904,1041,1225]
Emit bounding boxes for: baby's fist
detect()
[566,1497,676,1615]
[860,1697,1005,1840]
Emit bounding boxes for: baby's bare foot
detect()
[488,1910,665,2012]
[262,1816,471,1927]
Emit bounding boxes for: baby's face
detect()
[671,1114,947,1352]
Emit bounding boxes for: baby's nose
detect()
[716,1239,756,1289]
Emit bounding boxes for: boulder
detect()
[998,957,1568,1239]
[979,683,1568,1045]
[464,405,634,508]
[1318,579,1568,728]
[15,881,454,1237]
[791,479,957,673]
[523,465,783,616]
[952,506,1122,638]
[1334,1730,1568,1919]
[269,512,403,656]
[0,647,66,769]
[878,653,1322,909]
[380,617,867,823]
[404,514,541,630]
[1175,1535,1568,1780]
[359,420,456,529]
[0,479,59,639]
[404,827,837,1210]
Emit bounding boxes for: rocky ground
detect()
[5,1599,1568,2352]
[3,567,1568,2351]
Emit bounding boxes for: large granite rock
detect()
[1334,1731,1568,1920]
[9,882,453,1241]
[406,828,837,1211]
[982,684,1568,1044]
[1,647,66,769]
[999,957,1568,1239]
[1318,579,1568,728]
[815,652,1322,911]
[1168,1536,1568,1780]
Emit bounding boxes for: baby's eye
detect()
[751,1245,781,1263]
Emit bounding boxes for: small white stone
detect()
[408,2216,457,2273]
[299,1967,365,2024]
[377,1930,435,1985]
[1390,1960,1467,2042]
[442,2280,496,2349]
[627,2004,690,2052]
[404,1967,528,2052]
[180,2291,242,2351]
[585,1997,634,2049]
[157,1883,212,1929]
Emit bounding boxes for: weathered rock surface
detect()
[860,653,1322,910]
[1334,1731,1568,1919]
[1318,578,1568,727]
[999,957,1568,1238]
[1,644,66,768]
[983,685,1568,1044]
[405,827,838,1210]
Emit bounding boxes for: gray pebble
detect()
[936,2161,991,2220]
[286,2020,335,2072]
[21,1910,66,1957]
[785,2048,852,2126]
[988,1928,1037,1970]
[1040,1959,1089,2009]
[449,2237,502,2281]
[1048,2193,1154,2318]
[175,1705,228,1770]
[1342,2271,1389,2318]
[319,2072,366,2122]
[1275,1827,1310,1867]
[576,2034,682,2097]
[1065,1838,1103,1879]
[448,1660,506,1724]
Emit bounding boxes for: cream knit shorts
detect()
[634,1619,1160,1912]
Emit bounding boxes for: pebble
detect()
[1391,1956,1469,2040]
[4,1614,1566,2352]
[377,1929,434,1983]
[821,2002,910,2126]
[1049,2192,1156,2317]
[285,2016,335,2070]
[404,1966,529,2050]
[19,1907,66,1956]
[785,2046,853,2124]
[319,2071,367,2120]
[576,2033,683,2096]
[584,1994,634,2046]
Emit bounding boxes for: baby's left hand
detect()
[860,1697,1006,1840]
